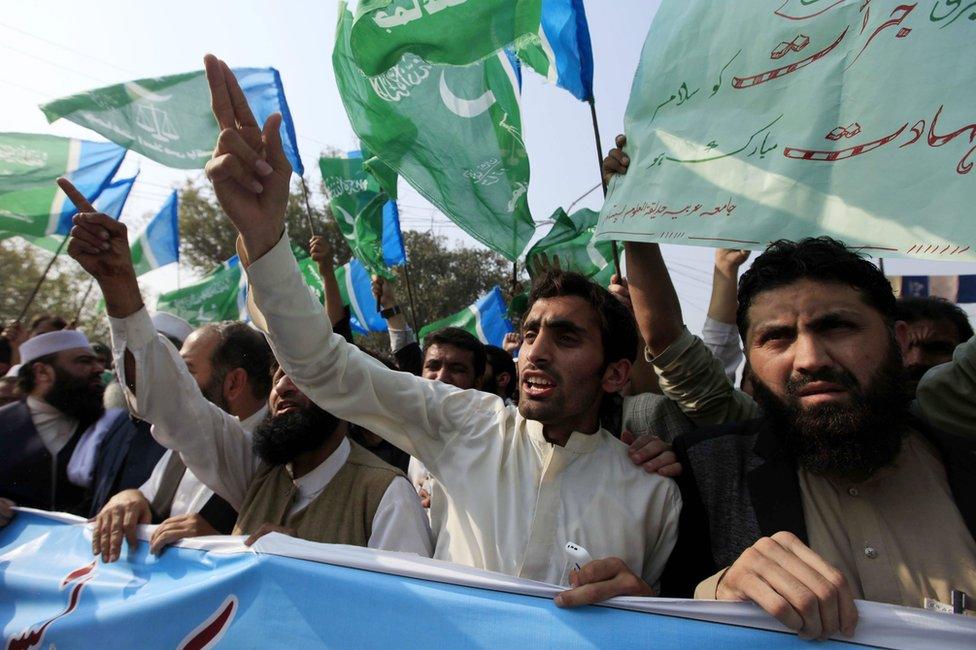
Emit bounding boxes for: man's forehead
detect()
[905,317,960,341]
[425,343,473,363]
[58,346,96,362]
[748,280,875,325]
[522,295,600,331]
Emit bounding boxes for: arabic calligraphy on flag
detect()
[596,0,976,261]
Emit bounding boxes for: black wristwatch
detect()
[380,305,402,319]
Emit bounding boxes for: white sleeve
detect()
[641,482,682,589]
[138,450,170,502]
[388,326,416,354]
[108,307,257,510]
[367,476,434,556]
[700,317,744,383]
[243,233,504,478]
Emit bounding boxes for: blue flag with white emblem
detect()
[131,190,179,276]
[334,258,387,333]
[516,0,594,102]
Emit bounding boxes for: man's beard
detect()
[251,402,339,466]
[45,366,105,427]
[751,341,911,480]
[200,371,229,412]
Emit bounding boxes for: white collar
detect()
[287,437,351,500]
[239,404,269,435]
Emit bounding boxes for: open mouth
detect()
[521,373,556,399]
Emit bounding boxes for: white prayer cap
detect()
[4,364,20,378]
[152,312,193,344]
[19,330,92,366]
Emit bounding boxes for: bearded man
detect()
[659,238,976,639]
[0,330,106,514]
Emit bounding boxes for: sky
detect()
[2,0,974,331]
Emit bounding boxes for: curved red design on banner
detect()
[178,595,238,650]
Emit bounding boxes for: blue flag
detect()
[419,286,514,347]
[517,0,594,102]
[131,190,179,276]
[381,200,406,267]
[335,258,386,333]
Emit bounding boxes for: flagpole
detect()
[71,278,96,327]
[17,236,69,322]
[587,99,621,278]
[400,260,420,333]
[299,176,317,235]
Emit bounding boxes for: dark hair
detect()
[207,322,274,400]
[424,327,487,379]
[16,352,58,394]
[526,270,639,365]
[895,296,974,343]
[29,314,67,333]
[0,336,10,366]
[737,237,897,340]
[485,345,517,399]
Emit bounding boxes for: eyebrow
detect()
[522,317,588,336]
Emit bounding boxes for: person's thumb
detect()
[620,430,635,445]
[262,113,291,174]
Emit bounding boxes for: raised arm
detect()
[310,235,346,327]
[204,56,499,474]
[61,178,258,511]
[703,249,749,381]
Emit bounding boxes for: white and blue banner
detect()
[890,275,976,305]
[2,509,973,649]
[52,141,128,235]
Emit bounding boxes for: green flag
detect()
[155,257,244,326]
[334,3,536,262]
[596,0,976,261]
[319,155,395,278]
[526,207,614,286]
[0,133,125,238]
[350,0,543,75]
[40,68,304,173]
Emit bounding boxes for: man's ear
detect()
[223,367,249,403]
[32,362,56,392]
[601,358,632,394]
[497,371,512,393]
[894,320,910,355]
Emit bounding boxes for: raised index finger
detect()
[204,54,236,130]
[221,60,258,128]
[57,177,95,212]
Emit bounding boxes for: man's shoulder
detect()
[347,440,407,480]
[674,418,765,452]
[0,399,30,423]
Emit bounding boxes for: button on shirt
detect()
[242,234,681,586]
[799,431,976,608]
[109,307,432,556]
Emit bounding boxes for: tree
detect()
[178,177,352,274]
[0,240,109,343]
[176,178,517,349]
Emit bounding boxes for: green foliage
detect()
[0,240,108,342]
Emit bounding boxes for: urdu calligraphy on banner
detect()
[596,0,976,261]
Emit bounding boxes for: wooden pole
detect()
[299,176,317,235]
[17,236,69,322]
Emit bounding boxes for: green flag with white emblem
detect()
[155,257,245,326]
[333,2,535,262]
[350,0,543,75]
[319,154,394,278]
[526,207,614,286]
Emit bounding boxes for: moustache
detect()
[785,367,859,397]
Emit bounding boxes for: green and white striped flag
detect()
[0,133,125,238]
[419,286,513,347]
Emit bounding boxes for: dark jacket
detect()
[88,412,166,517]
[0,400,89,515]
[660,416,976,597]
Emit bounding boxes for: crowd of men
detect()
[2,56,975,641]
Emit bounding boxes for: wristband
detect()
[380,305,402,319]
